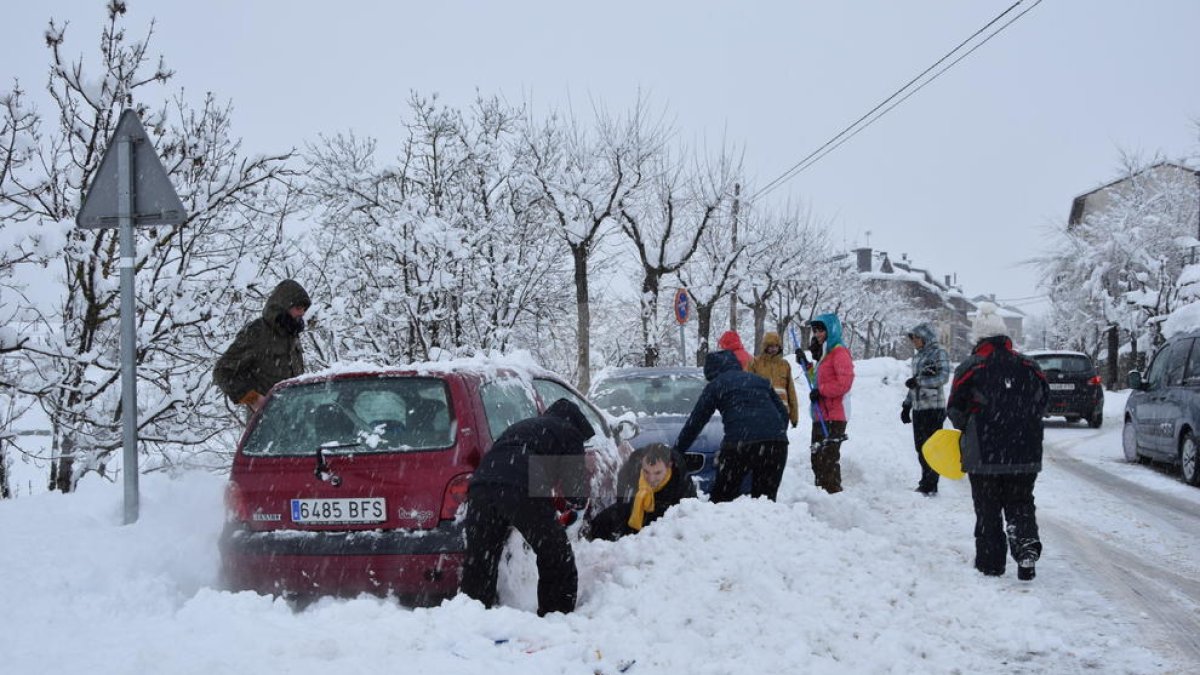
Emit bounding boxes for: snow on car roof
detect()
[284,350,556,386]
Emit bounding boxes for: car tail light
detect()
[441,473,471,520]
[1088,375,1102,386]
[224,482,251,523]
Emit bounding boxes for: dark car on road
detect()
[1027,350,1104,428]
[219,361,634,604]
[1123,331,1200,486]
[588,367,726,493]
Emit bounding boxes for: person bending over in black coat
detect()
[589,444,696,541]
[675,350,790,502]
[459,398,593,616]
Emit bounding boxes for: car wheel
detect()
[1087,409,1103,429]
[1181,431,1200,487]
[1122,419,1141,463]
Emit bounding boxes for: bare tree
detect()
[523,101,655,390]
[1036,152,1200,364]
[0,4,299,490]
[737,202,824,353]
[303,93,568,364]
[617,145,737,366]
[679,222,747,365]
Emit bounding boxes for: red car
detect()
[219,362,634,605]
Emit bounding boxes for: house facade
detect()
[1069,162,1200,228]
[848,247,1024,361]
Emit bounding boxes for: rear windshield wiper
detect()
[314,442,360,487]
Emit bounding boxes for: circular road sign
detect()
[673,288,690,324]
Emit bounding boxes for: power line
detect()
[751,0,1041,202]
[765,0,1043,196]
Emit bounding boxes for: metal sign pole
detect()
[77,109,187,525]
[679,324,686,367]
[118,134,139,525]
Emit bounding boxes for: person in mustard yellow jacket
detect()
[748,331,800,429]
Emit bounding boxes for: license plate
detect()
[1049,383,1075,391]
[290,498,386,524]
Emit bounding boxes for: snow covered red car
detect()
[218,358,634,604]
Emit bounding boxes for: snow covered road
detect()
[1040,414,1200,667]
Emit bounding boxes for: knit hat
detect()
[971,302,1008,340]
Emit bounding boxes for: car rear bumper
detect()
[1045,388,1103,416]
[219,520,465,602]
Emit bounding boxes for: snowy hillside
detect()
[0,358,1183,674]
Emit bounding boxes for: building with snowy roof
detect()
[847,247,1023,360]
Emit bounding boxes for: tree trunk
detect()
[752,304,768,356]
[1106,323,1119,391]
[641,272,661,367]
[52,432,74,493]
[572,247,592,392]
[0,438,10,499]
[695,304,714,366]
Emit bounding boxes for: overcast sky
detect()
[4,0,1200,317]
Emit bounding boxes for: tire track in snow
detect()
[1041,516,1200,667]
[1040,431,1200,668]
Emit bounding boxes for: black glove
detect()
[904,377,918,390]
[809,338,823,362]
[564,496,588,511]
[809,390,821,403]
[794,348,807,366]
[901,405,912,424]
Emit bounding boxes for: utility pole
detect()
[728,183,740,331]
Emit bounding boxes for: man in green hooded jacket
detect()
[214,280,311,412]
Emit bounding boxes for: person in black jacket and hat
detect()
[948,303,1049,581]
[588,443,696,541]
[460,398,594,616]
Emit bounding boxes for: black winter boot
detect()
[1017,559,1036,581]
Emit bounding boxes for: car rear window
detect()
[1032,355,1094,375]
[592,374,706,416]
[241,377,454,456]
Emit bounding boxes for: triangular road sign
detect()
[76,109,187,229]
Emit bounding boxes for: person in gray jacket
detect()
[900,323,951,495]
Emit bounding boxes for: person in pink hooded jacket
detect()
[805,313,854,494]
[717,330,752,370]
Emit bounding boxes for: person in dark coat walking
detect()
[214,279,311,412]
[901,322,951,495]
[947,303,1049,580]
[675,350,789,502]
[588,444,696,541]
[460,398,594,616]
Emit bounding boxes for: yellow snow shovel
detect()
[921,429,965,480]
